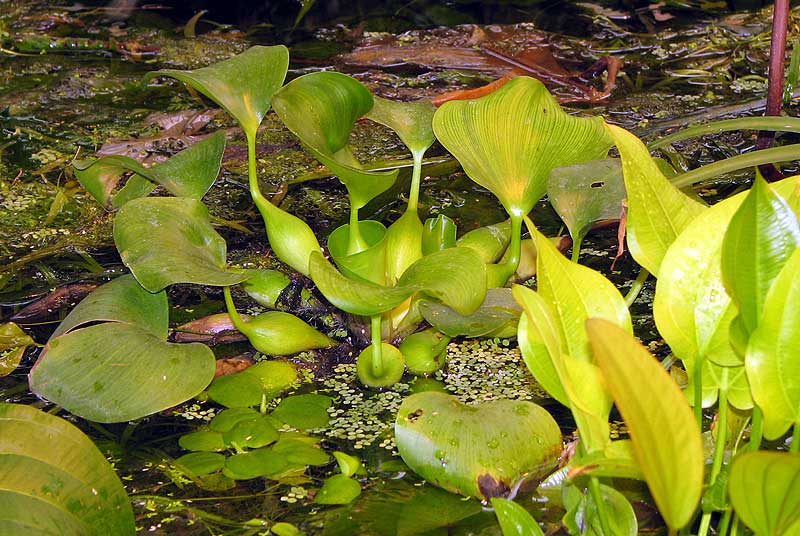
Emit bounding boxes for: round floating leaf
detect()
[31,323,215,423]
[433,76,612,216]
[0,404,135,535]
[309,251,416,316]
[587,319,703,532]
[223,415,280,449]
[272,394,332,430]
[175,452,226,476]
[207,372,265,408]
[241,269,290,309]
[271,437,330,466]
[209,408,261,432]
[316,474,362,505]
[746,248,800,439]
[491,497,545,536]
[606,124,706,276]
[224,449,289,480]
[146,45,289,137]
[179,430,226,452]
[395,392,562,500]
[244,361,299,402]
[114,197,248,292]
[728,451,800,536]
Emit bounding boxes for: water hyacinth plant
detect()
[6,42,800,536]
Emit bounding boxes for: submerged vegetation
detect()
[2,2,800,535]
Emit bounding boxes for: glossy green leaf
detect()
[241,269,290,309]
[384,210,423,283]
[728,451,800,536]
[722,175,800,335]
[419,288,521,338]
[746,248,800,439]
[223,414,280,448]
[0,323,34,377]
[421,214,457,254]
[562,481,637,536]
[273,71,398,212]
[570,439,644,480]
[399,247,486,316]
[207,372,265,408]
[0,404,135,535]
[76,131,226,207]
[209,408,261,432]
[316,474,362,505]
[333,451,363,478]
[433,76,611,216]
[224,449,289,480]
[491,498,545,536]
[146,45,289,137]
[399,328,450,375]
[607,124,706,275]
[456,219,512,264]
[114,197,248,292]
[179,430,226,452]
[547,158,626,251]
[271,437,330,466]
[244,361,299,402]
[395,392,562,500]
[272,394,332,430]
[271,522,303,536]
[309,251,416,316]
[31,323,215,422]
[234,311,334,356]
[51,274,167,339]
[175,452,226,476]
[366,96,436,157]
[587,319,703,531]
[327,221,388,284]
[252,195,322,277]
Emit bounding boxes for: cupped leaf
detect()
[146,45,289,137]
[606,124,706,275]
[356,342,406,388]
[399,247,487,316]
[315,474,362,505]
[421,214,457,254]
[328,221,388,284]
[309,251,416,316]
[395,392,562,500]
[52,274,167,339]
[746,248,800,439]
[419,288,521,338]
[721,175,800,336]
[273,71,398,211]
[333,451,363,478]
[728,451,800,536]
[547,158,625,252]
[31,323,215,422]
[433,76,611,216]
[491,497,545,536]
[366,96,436,157]
[114,197,248,292]
[587,319,703,532]
[0,404,135,535]
[272,394,332,430]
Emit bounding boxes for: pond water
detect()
[1,1,799,534]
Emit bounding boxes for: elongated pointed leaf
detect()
[728,451,800,536]
[399,247,486,316]
[746,248,800,439]
[52,274,167,339]
[31,323,215,422]
[114,197,248,292]
[607,124,705,275]
[366,96,436,157]
[385,210,423,283]
[491,498,545,536]
[587,318,703,531]
[146,46,289,136]
[433,76,611,216]
[722,175,800,335]
[273,71,398,210]
[0,404,135,535]
[309,251,416,316]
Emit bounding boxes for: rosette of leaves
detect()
[433,76,612,285]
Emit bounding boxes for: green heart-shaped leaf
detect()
[0,404,135,535]
[315,474,362,505]
[395,392,562,500]
[175,452,226,476]
[179,430,226,452]
[746,248,800,439]
[606,124,706,275]
[587,319,703,532]
[728,451,800,536]
[223,414,280,448]
[272,394,332,430]
[433,76,611,216]
[146,46,289,138]
[224,449,289,480]
[0,323,33,376]
[114,197,248,292]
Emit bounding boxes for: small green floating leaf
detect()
[114,197,248,292]
[491,497,545,536]
[315,474,362,505]
[223,414,280,449]
[433,76,611,217]
[207,372,265,408]
[587,319,703,532]
[209,408,261,432]
[728,451,800,536]
[179,430,226,452]
[272,394,332,430]
[606,123,706,276]
[271,437,330,466]
[224,449,289,480]
[0,404,135,535]
[395,392,562,500]
[146,45,289,138]
[746,248,800,439]
[356,342,406,388]
[175,452,226,476]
